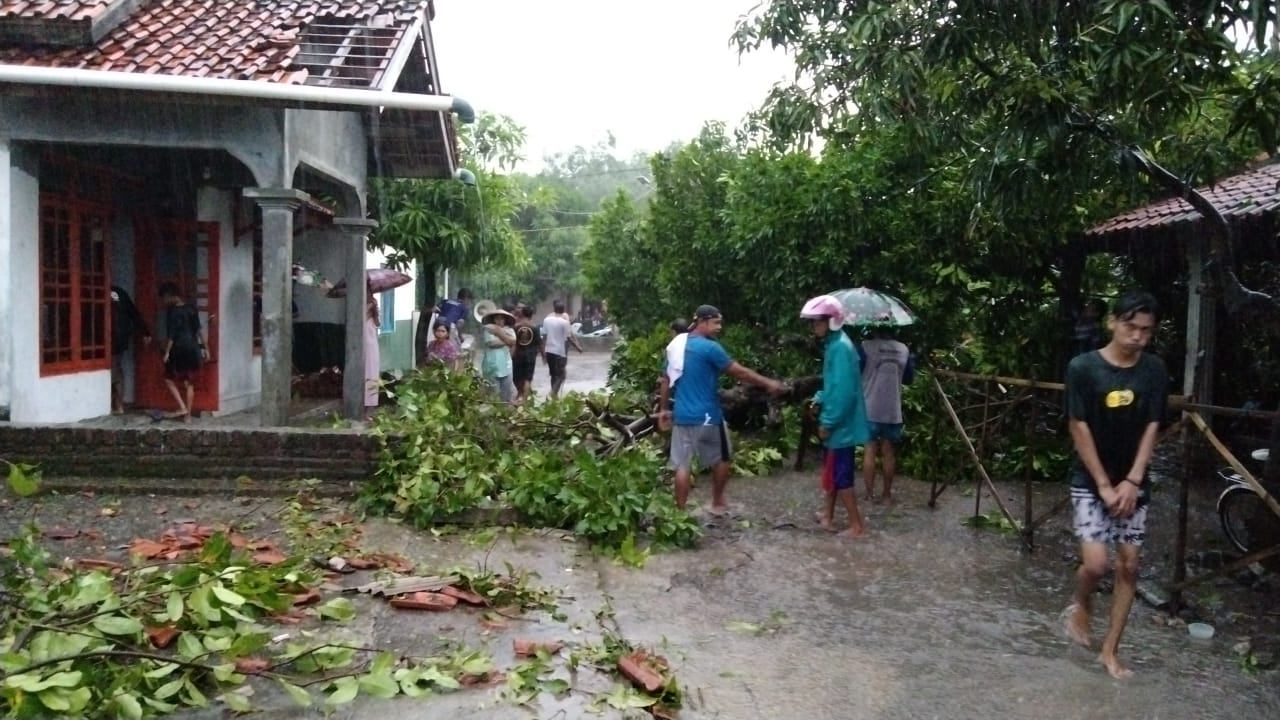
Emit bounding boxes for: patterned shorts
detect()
[1070,487,1147,546]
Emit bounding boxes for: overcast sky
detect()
[430,0,796,171]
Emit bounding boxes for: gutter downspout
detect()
[0,64,476,123]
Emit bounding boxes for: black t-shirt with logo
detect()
[1066,350,1168,505]
[514,322,540,361]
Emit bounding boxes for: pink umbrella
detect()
[326,268,412,298]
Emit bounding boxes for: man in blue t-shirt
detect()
[657,305,785,513]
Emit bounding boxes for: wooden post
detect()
[1171,419,1193,612]
[932,375,1027,547]
[1188,411,1280,521]
[976,377,992,518]
[1023,394,1037,550]
[1171,227,1208,612]
[928,402,946,506]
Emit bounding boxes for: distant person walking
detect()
[859,324,914,503]
[1063,290,1167,680]
[801,295,871,538]
[657,305,785,513]
[158,282,207,423]
[110,285,150,415]
[541,300,583,399]
[511,305,540,404]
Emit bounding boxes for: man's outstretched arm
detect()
[726,362,784,395]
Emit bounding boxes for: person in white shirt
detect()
[540,300,583,399]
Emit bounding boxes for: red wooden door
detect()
[134,220,220,413]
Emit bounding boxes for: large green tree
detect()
[733,0,1279,316]
[369,112,529,310]
[466,137,652,305]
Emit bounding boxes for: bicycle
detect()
[1216,448,1280,555]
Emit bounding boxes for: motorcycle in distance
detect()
[1217,448,1280,556]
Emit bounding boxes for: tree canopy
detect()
[732,0,1280,316]
[368,112,529,306]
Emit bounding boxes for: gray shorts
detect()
[670,423,732,471]
[1071,487,1147,546]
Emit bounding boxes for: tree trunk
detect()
[414,260,440,366]
[717,375,823,427]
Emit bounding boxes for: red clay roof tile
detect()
[1086,162,1280,236]
[0,1,429,86]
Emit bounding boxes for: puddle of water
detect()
[598,471,1280,720]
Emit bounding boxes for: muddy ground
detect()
[2,462,1277,719]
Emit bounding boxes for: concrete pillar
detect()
[333,218,378,421]
[0,138,12,418]
[243,188,309,427]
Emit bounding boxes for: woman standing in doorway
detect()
[159,282,207,423]
[364,281,381,420]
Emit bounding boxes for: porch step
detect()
[0,424,378,495]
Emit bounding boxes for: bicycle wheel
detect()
[1218,486,1268,555]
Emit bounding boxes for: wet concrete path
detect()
[601,472,1280,720]
[4,471,1277,719]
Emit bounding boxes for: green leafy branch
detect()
[362,364,701,556]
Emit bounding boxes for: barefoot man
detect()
[1063,290,1167,679]
[657,305,785,513]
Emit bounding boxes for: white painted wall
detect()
[292,228,347,324]
[0,138,12,415]
[8,149,112,422]
[290,233,415,325]
[367,247,416,324]
[290,239,417,372]
[200,188,260,415]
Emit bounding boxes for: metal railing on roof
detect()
[297,21,406,89]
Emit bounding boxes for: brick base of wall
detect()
[0,424,378,495]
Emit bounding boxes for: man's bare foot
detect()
[863,492,876,503]
[814,512,835,532]
[841,526,866,539]
[181,414,192,424]
[708,504,731,517]
[1064,604,1091,648]
[1099,653,1133,680]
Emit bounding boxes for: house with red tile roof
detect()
[0,0,470,424]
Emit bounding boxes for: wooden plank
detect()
[1171,400,1280,421]
[1166,543,1280,591]
[932,375,1028,548]
[935,369,1064,391]
[1187,411,1280,521]
[1183,230,1205,398]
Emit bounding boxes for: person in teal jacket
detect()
[801,295,871,538]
